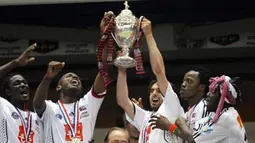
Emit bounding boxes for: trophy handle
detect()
[138,16,144,29]
[137,16,144,39]
[111,32,121,47]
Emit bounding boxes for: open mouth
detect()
[152,98,159,103]
[20,88,28,97]
[71,79,79,87]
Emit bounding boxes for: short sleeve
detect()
[125,103,150,131]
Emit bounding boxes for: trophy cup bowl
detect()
[112,1,140,69]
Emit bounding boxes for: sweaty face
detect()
[125,122,139,139]
[149,83,163,111]
[180,71,201,100]
[107,130,129,143]
[58,72,82,95]
[8,75,30,101]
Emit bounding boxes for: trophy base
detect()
[114,56,136,68]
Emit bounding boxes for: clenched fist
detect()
[46,61,65,79]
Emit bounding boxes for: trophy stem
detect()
[122,47,130,57]
[114,47,136,68]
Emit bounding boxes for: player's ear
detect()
[56,85,62,91]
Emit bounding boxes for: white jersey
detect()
[185,98,209,133]
[193,107,248,143]
[126,82,185,143]
[0,97,42,143]
[40,88,105,143]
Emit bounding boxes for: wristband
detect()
[168,124,177,134]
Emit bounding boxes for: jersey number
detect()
[64,123,83,141]
[18,125,35,143]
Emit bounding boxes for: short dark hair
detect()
[148,80,157,91]
[148,80,177,94]
[192,67,211,95]
[104,127,128,142]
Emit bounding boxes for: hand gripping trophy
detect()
[97,1,145,87]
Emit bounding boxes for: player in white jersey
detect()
[193,75,248,143]
[0,43,42,143]
[33,59,108,143]
[147,69,211,143]
[180,69,211,133]
[116,18,190,143]
[149,75,248,143]
[33,15,110,143]
[33,42,109,143]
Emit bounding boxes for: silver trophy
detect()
[111,1,143,68]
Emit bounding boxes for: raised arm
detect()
[0,43,36,78]
[33,61,65,117]
[116,68,135,120]
[141,18,168,95]
[93,13,113,95]
[93,45,109,94]
[93,73,106,94]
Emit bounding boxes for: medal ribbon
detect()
[58,100,80,138]
[16,108,32,142]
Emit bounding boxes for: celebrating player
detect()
[194,75,248,142]
[180,69,211,132]
[149,75,249,143]
[33,57,108,143]
[33,15,110,143]
[116,18,188,143]
[0,44,42,143]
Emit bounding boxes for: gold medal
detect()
[72,138,81,143]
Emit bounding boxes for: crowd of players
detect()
[0,16,249,143]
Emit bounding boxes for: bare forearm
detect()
[0,59,18,78]
[33,75,52,116]
[175,118,195,143]
[93,73,106,94]
[175,129,194,143]
[163,122,194,142]
[117,69,134,119]
[117,70,129,106]
[93,44,108,94]
[145,34,165,75]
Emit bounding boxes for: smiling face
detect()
[149,83,163,111]
[57,72,82,96]
[6,74,30,102]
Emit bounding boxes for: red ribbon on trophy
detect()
[97,12,115,87]
[96,1,146,87]
[134,16,145,75]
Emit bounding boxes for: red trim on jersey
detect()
[91,88,106,98]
